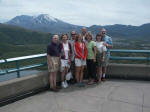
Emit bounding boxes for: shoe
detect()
[78,82,85,87]
[101,78,106,81]
[49,88,59,92]
[56,86,61,89]
[61,81,67,88]
[65,80,69,88]
[87,79,94,85]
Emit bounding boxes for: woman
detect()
[96,34,107,83]
[59,34,72,88]
[47,35,60,92]
[74,34,87,87]
[86,32,97,85]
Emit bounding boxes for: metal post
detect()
[16,61,20,78]
[146,52,150,65]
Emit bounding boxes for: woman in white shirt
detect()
[59,34,72,88]
[96,34,107,83]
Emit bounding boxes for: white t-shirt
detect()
[96,41,107,53]
[63,43,69,59]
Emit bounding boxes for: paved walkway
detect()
[0,80,150,112]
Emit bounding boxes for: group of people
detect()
[47,27,113,92]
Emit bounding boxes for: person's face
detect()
[97,36,102,42]
[78,34,82,41]
[87,35,91,41]
[71,31,76,40]
[62,35,68,42]
[82,28,86,35]
[53,36,59,43]
[101,30,106,37]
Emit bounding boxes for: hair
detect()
[75,33,83,42]
[85,31,93,40]
[96,34,103,41]
[53,35,59,39]
[61,34,69,40]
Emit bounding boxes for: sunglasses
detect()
[71,34,76,35]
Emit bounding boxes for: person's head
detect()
[85,31,93,41]
[96,34,103,42]
[101,28,107,37]
[61,34,68,43]
[70,30,76,40]
[81,27,87,35]
[52,35,59,43]
[75,33,83,42]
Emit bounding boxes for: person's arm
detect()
[84,43,88,60]
[93,46,97,62]
[93,42,97,62]
[74,42,82,58]
[103,37,113,49]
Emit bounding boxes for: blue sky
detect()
[0,0,150,26]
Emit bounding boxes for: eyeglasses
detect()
[71,34,76,35]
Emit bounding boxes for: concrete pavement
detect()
[0,80,150,112]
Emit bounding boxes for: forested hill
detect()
[0,23,52,45]
[0,23,52,58]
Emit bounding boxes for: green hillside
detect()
[0,24,52,59]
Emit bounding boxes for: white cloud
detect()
[0,0,150,26]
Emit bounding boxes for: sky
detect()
[0,0,150,26]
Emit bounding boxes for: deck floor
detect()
[0,80,150,112]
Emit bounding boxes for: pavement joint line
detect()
[109,97,143,107]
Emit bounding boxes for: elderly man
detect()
[81,27,87,42]
[69,30,77,83]
[100,28,113,80]
[47,35,60,92]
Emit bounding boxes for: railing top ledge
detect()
[0,59,6,64]
[110,49,150,53]
[5,53,46,62]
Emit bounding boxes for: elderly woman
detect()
[86,32,97,85]
[47,35,60,92]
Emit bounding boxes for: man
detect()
[47,35,60,92]
[81,27,87,42]
[100,28,113,80]
[69,30,76,83]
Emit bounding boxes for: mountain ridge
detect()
[5,14,150,39]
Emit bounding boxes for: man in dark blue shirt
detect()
[47,35,60,92]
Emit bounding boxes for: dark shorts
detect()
[96,53,109,67]
[70,61,75,70]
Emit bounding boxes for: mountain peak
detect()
[35,14,57,23]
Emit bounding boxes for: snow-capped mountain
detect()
[6,14,82,33]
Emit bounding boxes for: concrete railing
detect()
[0,63,150,105]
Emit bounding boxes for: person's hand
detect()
[48,62,53,69]
[103,43,107,47]
[101,58,105,62]
[93,58,96,62]
[58,59,61,66]
[68,59,71,65]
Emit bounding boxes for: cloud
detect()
[0,0,150,26]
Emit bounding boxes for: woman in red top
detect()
[74,34,87,86]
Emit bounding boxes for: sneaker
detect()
[65,80,68,88]
[61,81,67,88]
[78,82,85,87]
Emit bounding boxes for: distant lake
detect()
[0,70,41,82]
